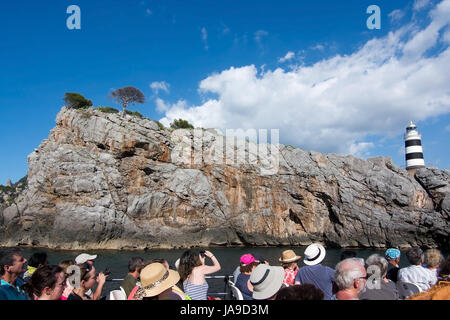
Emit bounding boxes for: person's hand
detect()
[97,272,107,285]
[204,250,214,259]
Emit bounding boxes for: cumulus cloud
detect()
[150,81,170,94]
[159,0,450,156]
[278,51,295,63]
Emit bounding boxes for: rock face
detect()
[0,107,449,250]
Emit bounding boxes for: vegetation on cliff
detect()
[0,176,27,206]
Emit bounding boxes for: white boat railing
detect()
[106,275,234,298]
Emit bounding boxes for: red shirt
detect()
[283,267,299,286]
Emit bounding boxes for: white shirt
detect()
[398,265,437,292]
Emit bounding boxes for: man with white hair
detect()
[332,258,367,300]
[359,254,399,300]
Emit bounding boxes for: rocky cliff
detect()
[0,107,448,250]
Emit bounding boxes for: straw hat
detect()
[250,264,285,300]
[303,243,326,266]
[133,263,180,299]
[279,250,301,263]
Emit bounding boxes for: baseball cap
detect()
[75,253,97,264]
[240,254,257,266]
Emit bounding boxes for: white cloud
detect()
[349,142,375,157]
[403,0,450,58]
[278,51,295,63]
[159,0,450,156]
[414,0,431,11]
[311,44,325,51]
[201,27,208,50]
[150,81,170,94]
[443,28,450,43]
[389,9,405,22]
[156,99,188,115]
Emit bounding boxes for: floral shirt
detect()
[283,267,299,286]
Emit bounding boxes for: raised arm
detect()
[199,251,221,275]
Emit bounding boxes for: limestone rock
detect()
[0,107,448,250]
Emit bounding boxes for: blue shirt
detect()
[0,279,29,300]
[235,273,253,300]
[295,264,335,300]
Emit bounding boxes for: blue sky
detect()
[1,0,449,184]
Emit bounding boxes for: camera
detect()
[102,268,111,276]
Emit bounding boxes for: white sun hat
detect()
[303,243,326,266]
[250,264,285,300]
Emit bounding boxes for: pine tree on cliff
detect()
[110,86,145,116]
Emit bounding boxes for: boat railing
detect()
[107,275,234,299]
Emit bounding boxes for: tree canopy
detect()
[110,86,145,114]
[63,92,93,109]
[170,118,195,129]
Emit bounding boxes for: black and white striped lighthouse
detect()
[404,121,425,172]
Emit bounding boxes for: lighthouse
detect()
[404,121,425,174]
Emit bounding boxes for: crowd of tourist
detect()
[0,244,449,300]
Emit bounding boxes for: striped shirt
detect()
[183,278,208,300]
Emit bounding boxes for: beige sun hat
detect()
[279,250,302,263]
[133,263,180,299]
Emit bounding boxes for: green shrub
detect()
[170,118,194,129]
[0,185,14,193]
[63,92,93,109]
[125,110,143,119]
[97,106,119,114]
[17,176,27,185]
[155,121,165,131]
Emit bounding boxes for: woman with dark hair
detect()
[23,265,66,300]
[67,263,104,300]
[235,254,259,300]
[178,250,220,300]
